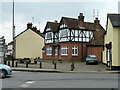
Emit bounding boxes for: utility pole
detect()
[12,0,15,67]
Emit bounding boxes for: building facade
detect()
[15,23,44,59]
[43,13,105,62]
[7,41,13,56]
[0,36,6,64]
[102,14,120,70]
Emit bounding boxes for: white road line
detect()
[19,81,35,88]
[26,81,35,84]
[19,84,30,88]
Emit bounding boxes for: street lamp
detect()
[12,0,15,67]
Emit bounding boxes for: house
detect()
[7,41,13,56]
[86,18,105,62]
[15,23,44,59]
[42,13,105,62]
[102,14,120,70]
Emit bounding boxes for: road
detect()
[1,71,119,88]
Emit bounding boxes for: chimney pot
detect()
[94,17,100,24]
[80,13,83,16]
[78,13,84,21]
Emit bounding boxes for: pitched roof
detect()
[62,17,103,31]
[108,14,120,27]
[15,28,44,39]
[87,29,105,46]
[8,41,13,45]
[43,22,59,33]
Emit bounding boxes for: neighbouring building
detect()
[15,23,44,59]
[102,14,120,70]
[42,13,105,62]
[0,36,6,64]
[7,41,13,56]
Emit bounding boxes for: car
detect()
[86,55,98,65]
[0,64,12,78]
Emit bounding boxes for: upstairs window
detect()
[72,46,78,56]
[61,46,68,56]
[46,47,52,56]
[46,27,51,31]
[46,32,52,39]
[60,29,68,37]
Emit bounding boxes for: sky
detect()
[0,0,119,43]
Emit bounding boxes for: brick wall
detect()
[87,46,104,62]
[43,42,88,62]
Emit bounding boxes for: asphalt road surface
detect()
[1,71,119,88]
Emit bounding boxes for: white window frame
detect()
[55,47,58,56]
[46,32,52,39]
[60,29,68,37]
[72,46,78,56]
[61,46,68,56]
[46,47,52,56]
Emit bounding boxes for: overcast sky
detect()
[0,0,119,43]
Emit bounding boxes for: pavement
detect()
[8,61,120,73]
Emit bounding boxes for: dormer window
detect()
[46,32,52,39]
[60,29,68,37]
[60,22,67,29]
[46,27,51,31]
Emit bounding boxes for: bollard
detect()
[40,62,42,69]
[15,61,18,67]
[26,62,28,68]
[71,63,74,71]
[54,62,57,69]
[8,61,10,66]
[4,61,6,65]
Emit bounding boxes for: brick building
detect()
[42,13,105,62]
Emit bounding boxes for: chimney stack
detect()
[94,17,100,24]
[78,13,84,27]
[32,26,37,31]
[54,20,58,23]
[27,22,32,29]
[94,17,100,30]
[78,13,84,21]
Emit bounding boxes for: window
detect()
[60,30,68,37]
[72,46,78,56]
[46,32,52,39]
[61,46,68,56]
[46,27,51,31]
[46,47,52,56]
[55,47,58,56]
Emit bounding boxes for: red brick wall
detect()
[87,46,104,62]
[43,42,88,61]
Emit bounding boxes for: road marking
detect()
[26,81,35,84]
[19,84,30,88]
[19,81,35,88]
[12,71,21,73]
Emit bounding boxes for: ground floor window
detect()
[55,47,58,56]
[72,46,78,56]
[46,47,52,56]
[61,46,68,56]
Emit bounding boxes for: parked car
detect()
[86,55,98,65]
[0,64,12,78]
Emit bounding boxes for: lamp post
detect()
[12,0,15,67]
